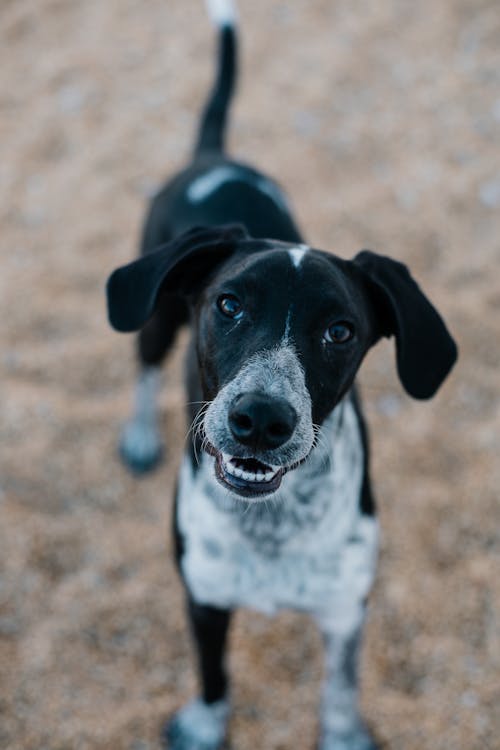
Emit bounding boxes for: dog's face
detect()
[197,247,378,498]
[107,225,457,500]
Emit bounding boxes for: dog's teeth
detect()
[222,452,233,468]
[220,453,281,484]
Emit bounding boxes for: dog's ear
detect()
[107,224,248,332]
[353,250,457,399]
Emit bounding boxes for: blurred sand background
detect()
[1,0,499,748]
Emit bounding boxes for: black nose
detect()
[228,393,297,451]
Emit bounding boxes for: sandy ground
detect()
[1,0,499,748]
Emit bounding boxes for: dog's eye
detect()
[323,322,354,344]
[217,294,243,320]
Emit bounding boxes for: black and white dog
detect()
[106,2,457,748]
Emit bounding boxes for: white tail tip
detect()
[205,0,237,26]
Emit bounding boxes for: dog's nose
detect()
[228,393,297,450]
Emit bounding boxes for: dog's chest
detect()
[176,399,377,615]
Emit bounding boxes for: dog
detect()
[106,1,457,748]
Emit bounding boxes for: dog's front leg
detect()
[316,603,379,750]
[119,365,163,473]
[163,600,232,750]
[119,293,189,474]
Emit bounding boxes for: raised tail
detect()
[194,0,238,156]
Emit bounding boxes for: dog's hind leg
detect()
[162,599,232,750]
[119,292,189,474]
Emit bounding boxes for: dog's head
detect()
[107,225,457,500]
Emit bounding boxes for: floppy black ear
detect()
[106,224,248,332]
[353,250,458,399]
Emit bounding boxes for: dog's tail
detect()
[194,0,238,156]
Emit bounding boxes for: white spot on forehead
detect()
[289,245,309,269]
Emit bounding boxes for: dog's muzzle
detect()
[206,392,298,499]
[202,346,315,500]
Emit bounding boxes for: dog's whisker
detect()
[242,499,254,517]
[312,422,332,468]
[201,436,210,457]
[193,425,209,465]
[185,403,213,466]
[185,412,201,442]
[186,402,211,441]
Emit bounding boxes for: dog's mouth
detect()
[205,445,284,498]
[216,453,284,498]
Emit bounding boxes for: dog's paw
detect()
[318,726,380,750]
[119,419,164,474]
[161,698,229,750]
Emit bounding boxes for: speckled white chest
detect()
[177,398,378,616]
